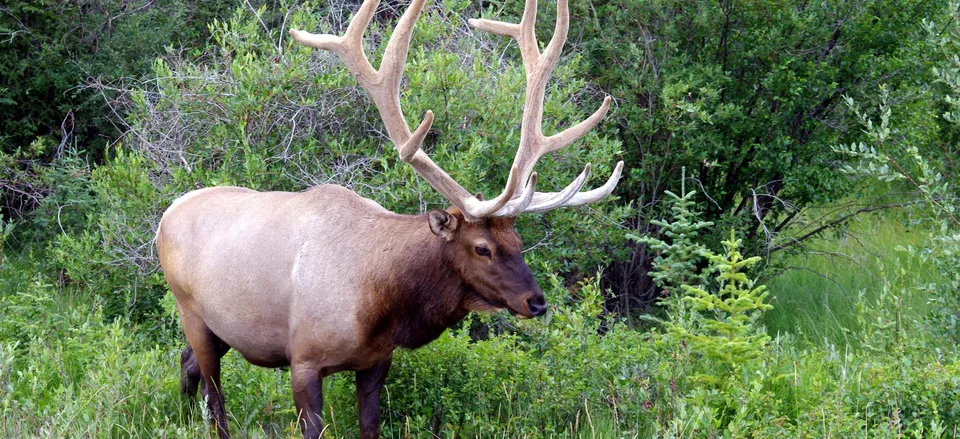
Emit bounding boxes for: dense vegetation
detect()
[2,0,959,437]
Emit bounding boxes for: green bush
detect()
[0,214,13,266]
[578,0,950,302]
[3,2,960,438]
[3,243,959,437]
[0,1,234,231]
[836,86,960,345]
[0,0,231,156]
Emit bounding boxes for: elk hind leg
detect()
[181,313,232,439]
[180,345,202,398]
[356,355,393,439]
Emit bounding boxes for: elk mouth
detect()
[464,292,506,313]
[505,306,532,320]
[492,297,534,319]
[464,292,532,318]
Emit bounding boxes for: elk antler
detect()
[290,0,623,221]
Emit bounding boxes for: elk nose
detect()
[527,294,547,317]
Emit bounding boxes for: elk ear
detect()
[428,210,459,241]
[491,215,517,228]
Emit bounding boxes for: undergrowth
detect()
[2,3,960,438]
[2,225,958,438]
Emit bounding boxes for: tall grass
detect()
[0,255,641,438]
[764,210,940,347]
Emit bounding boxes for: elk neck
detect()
[360,213,473,351]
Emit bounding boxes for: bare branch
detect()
[768,199,933,254]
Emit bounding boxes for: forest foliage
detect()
[1,0,960,437]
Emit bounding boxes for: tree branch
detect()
[767,199,931,254]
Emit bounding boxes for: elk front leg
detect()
[291,364,325,439]
[356,355,393,439]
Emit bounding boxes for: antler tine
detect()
[290,0,424,143]
[293,0,528,221]
[293,0,620,220]
[526,160,624,212]
[545,96,611,153]
[484,173,539,218]
[470,0,621,217]
[525,163,591,212]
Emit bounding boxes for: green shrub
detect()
[836,86,960,346]
[377,275,650,438]
[0,214,13,267]
[0,0,231,157]
[3,246,959,438]
[579,0,950,303]
[4,2,960,438]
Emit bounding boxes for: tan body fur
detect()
[158,184,543,439]
[159,185,470,373]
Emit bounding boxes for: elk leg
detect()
[182,313,232,439]
[291,364,325,439]
[197,339,231,408]
[181,342,228,400]
[180,345,202,398]
[356,355,393,439]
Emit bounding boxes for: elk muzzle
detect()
[527,293,547,317]
[509,290,547,319]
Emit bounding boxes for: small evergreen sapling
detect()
[626,168,714,300]
[669,230,773,365]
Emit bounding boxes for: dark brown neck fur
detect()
[360,214,472,350]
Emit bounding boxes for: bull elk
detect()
[155,0,623,437]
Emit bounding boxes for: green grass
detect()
[3,211,959,437]
[764,210,940,347]
[0,252,643,439]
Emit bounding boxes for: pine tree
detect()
[669,229,773,365]
[626,167,714,299]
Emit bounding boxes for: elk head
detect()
[289,0,624,318]
[429,209,545,318]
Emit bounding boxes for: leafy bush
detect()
[0,214,13,266]
[0,1,235,230]
[3,2,960,438]
[579,0,951,303]
[0,0,231,156]
[836,86,960,345]
[3,239,960,437]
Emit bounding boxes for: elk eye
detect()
[475,246,491,257]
